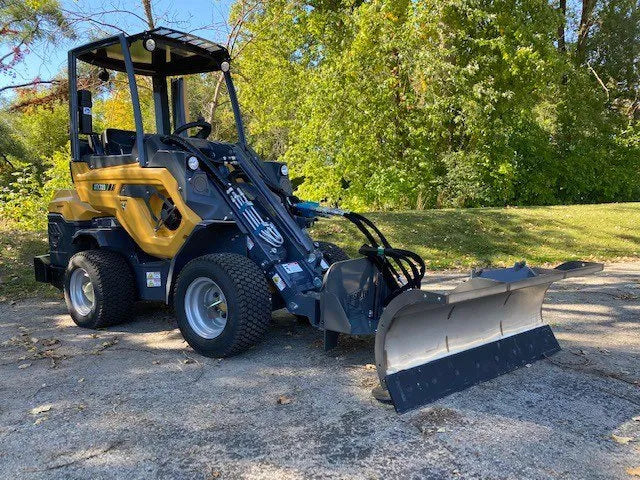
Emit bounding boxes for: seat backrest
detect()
[101,129,137,155]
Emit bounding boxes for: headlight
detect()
[187,156,199,170]
[280,164,289,176]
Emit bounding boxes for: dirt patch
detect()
[410,407,465,435]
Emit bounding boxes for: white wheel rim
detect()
[184,277,228,339]
[70,268,95,316]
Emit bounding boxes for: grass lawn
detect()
[2,202,639,300]
[0,222,56,301]
[310,202,640,268]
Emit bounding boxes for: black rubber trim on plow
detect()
[385,325,561,414]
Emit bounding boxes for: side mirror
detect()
[77,89,93,135]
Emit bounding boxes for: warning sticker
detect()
[146,271,161,288]
[272,274,286,291]
[282,262,303,274]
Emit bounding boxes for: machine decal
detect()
[146,271,162,287]
[282,262,303,274]
[271,274,286,291]
[92,183,115,191]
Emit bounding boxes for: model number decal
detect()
[92,183,115,191]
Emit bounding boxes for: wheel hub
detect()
[69,268,95,316]
[184,277,228,339]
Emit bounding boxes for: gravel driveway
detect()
[1,263,639,479]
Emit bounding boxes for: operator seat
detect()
[101,129,137,155]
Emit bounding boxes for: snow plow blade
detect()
[374,261,603,413]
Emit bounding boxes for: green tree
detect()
[0,0,72,80]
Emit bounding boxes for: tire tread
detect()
[176,253,271,357]
[66,249,136,328]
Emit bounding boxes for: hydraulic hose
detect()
[161,135,284,247]
[343,211,425,303]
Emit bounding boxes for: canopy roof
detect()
[74,27,230,76]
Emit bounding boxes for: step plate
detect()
[385,325,560,413]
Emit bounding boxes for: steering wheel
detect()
[172,120,212,139]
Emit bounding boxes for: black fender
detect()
[165,221,247,303]
[72,226,137,254]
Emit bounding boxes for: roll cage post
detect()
[69,33,146,165]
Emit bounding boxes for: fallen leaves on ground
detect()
[277,395,292,405]
[360,376,379,389]
[101,339,118,349]
[611,434,634,445]
[18,363,31,369]
[30,404,52,415]
[92,337,119,354]
[614,292,639,300]
[627,467,640,477]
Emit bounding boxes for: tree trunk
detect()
[142,0,155,29]
[557,0,566,53]
[576,0,597,64]
[208,72,225,124]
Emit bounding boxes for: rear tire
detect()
[174,254,271,357]
[317,241,349,264]
[64,250,136,328]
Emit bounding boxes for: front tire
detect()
[174,254,271,357]
[64,250,136,328]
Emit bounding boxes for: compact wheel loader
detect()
[34,28,603,413]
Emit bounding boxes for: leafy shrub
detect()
[0,146,71,230]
